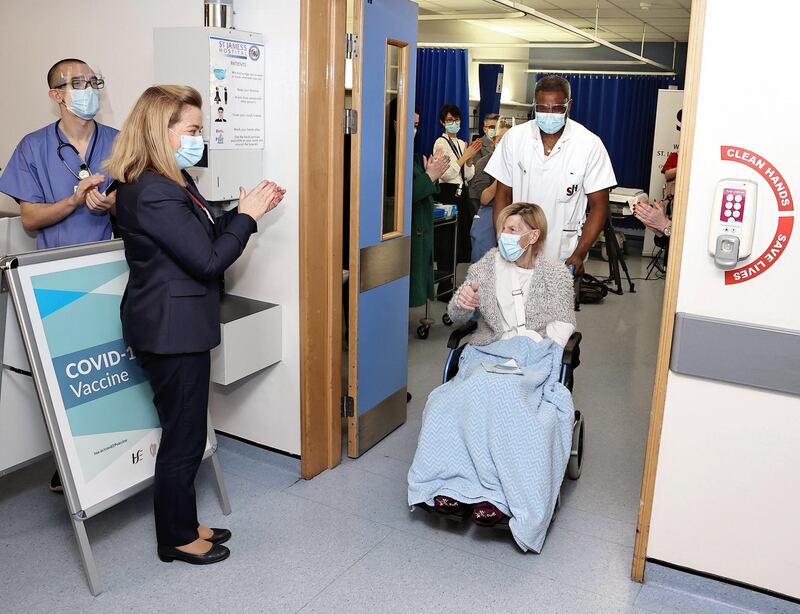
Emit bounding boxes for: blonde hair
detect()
[104,85,202,185]
[496,202,548,255]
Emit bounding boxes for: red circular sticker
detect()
[720,146,794,285]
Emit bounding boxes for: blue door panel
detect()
[356,0,418,422]
[357,277,410,415]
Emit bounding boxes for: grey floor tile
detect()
[286,461,643,606]
[2,469,391,613]
[300,530,635,614]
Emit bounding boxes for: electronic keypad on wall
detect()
[707,179,758,268]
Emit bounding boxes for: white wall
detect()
[0,0,302,457]
[207,0,301,455]
[647,0,800,598]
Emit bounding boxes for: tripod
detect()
[602,217,636,295]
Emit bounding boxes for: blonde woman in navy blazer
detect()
[106,85,285,565]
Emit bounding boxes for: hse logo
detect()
[52,339,148,409]
[720,146,795,285]
[132,449,143,465]
[566,184,579,197]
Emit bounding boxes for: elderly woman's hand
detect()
[238,181,286,222]
[457,282,480,311]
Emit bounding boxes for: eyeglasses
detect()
[534,100,570,114]
[53,76,105,90]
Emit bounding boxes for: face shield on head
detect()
[54,64,105,120]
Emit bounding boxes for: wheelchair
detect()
[414,321,586,533]
[442,320,585,482]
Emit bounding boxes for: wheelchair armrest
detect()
[447,320,478,349]
[562,331,582,372]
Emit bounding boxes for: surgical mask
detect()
[535,112,566,135]
[486,128,496,139]
[498,233,528,262]
[172,132,205,169]
[67,88,101,120]
[445,121,460,134]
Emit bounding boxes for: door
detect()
[347,0,418,457]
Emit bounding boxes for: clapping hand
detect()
[465,139,482,160]
[423,150,450,182]
[238,181,286,222]
[85,187,115,214]
[457,281,480,311]
[72,174,106,209]
[634,199,670,235]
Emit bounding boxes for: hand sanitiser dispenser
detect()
[708,179,758,268]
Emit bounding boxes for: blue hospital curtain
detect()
[416,48,470,156]
[536,73,677,190]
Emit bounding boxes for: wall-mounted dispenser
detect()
[707,178,758,268]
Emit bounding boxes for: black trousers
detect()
[437,183,475,267]
[138,350,210,547]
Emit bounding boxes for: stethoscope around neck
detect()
[55,119,98,181]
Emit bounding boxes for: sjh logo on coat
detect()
[132,449,144,464]
[149,443,158,458]
[566,184,579,197]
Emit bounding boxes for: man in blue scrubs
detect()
[0,58,118,249]
[0,58,118,492]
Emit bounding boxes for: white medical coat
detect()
[485,119,617,262]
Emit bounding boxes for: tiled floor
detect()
[1,256,798,613]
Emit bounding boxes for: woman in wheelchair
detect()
[408,202,577,553]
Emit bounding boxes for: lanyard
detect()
[187,190,215,225]
[438,136,467,186]
[55,120,98,181]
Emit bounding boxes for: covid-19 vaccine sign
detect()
[208,35,265,150]
[16,250,209,512]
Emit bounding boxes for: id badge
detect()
[455,185,463,198]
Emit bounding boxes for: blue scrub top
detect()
[0,121,118,249]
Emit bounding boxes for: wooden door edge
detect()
[631,0,708,582]
[347,0,366,459]
[299,0,347,479]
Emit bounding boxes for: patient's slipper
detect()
[471,501,509,527]
[433,495,466,515]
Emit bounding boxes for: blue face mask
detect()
[173,133,205,169]
[445,121,460,134]
[535,111,566,135]
[68,88,101,120]
[498,233,528,262]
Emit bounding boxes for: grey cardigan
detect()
[447,249,577,346]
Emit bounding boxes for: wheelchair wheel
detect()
[416,324,430,339]
[567,411,584,480]
[442,313,453,326]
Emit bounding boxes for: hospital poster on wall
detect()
[208,35,265,150]
[14,250,208,512]
[644,89,683,255]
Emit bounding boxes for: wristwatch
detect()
[663,224,672,237]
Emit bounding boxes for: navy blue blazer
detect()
[116,170,257,354]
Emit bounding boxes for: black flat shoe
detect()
[158,543,230,565]
[206,528,231,545]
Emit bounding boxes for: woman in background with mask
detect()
[105,85,285,565]
[408,203,576,552]
[431,104,482,297]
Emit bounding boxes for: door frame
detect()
[298,0,347,479]
[631,0,707,582]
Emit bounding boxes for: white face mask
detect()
[486,128,496,139]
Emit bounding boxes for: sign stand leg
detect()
[70,515,102,596]
[210,452,232,516]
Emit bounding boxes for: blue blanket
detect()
[407,336,574,552]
